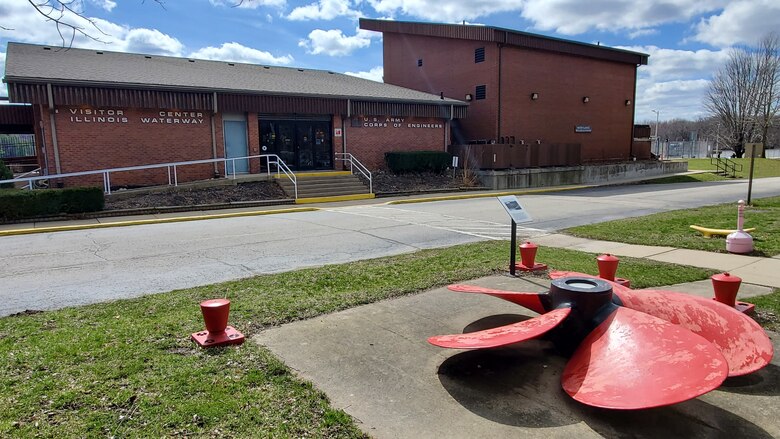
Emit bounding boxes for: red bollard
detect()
[711,273,754,314]
[514,241,548,272]
[596,254,631,287]
[191,298,245,347]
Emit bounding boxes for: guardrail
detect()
[0,154,297,197]
[335,152,372,193]
[710,157,742,178]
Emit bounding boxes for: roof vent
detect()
[96,51,103,54]
[43,47,51,51]
[298,69,304,72]
[228,63,235,66]
[328,71,335,74]
[145,55,152,59]
[188,59,195,63]
[263,66,270,69]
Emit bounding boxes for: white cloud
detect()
[0,0,182,55]
[635,78,712,122]
[209,0,286,9]
[694,0,780,47]
[89,0,117,12]
[298,28,375,56]
[345,66,383,82]
[123,28,183,56]
[368,0,523,22]
[287,0,360,21]
[623,45,731,121]
[520,0,727,35]
[189,42,293,65]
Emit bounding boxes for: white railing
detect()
[335,152,372,194]
[0,154,298,198]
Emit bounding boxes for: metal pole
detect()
[510,219,517,276]
[747,146,757,205]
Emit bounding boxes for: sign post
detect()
[745,143,762,205]
[497,195,533,275]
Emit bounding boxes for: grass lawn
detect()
[745,290,780,332]
[0,241,719,437]
[684,157,780,178]
[565,196,780,257]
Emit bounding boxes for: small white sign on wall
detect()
[334,128,343,137]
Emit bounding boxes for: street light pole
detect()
[652,109,660,158]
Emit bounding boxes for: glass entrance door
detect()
[261,119,332,171]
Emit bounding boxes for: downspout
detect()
[211,92,219,174]
[46,83,61,174]
[344,99,350,155]
[629,65,638,159]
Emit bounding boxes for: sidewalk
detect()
[532,233,780,289]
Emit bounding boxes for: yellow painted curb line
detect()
[296,193,376,204]
[0,207,319,237]
[385,185,591,205]
[274,171,352,179]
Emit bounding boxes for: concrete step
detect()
[276,173,370,199]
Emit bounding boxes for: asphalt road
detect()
[2,177,779,316]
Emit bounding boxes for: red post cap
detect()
[596,253,619,263]
[711,272,742,284]
[201,298,230,308]
[519,241,538,249]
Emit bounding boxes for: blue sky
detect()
[2,0,779,123]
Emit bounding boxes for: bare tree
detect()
[706,33,780,157]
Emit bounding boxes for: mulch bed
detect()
[104,172,470,210]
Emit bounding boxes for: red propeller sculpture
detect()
[429,272,774,410]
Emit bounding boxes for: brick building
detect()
[360,19,649,162]
[2,42,467,187]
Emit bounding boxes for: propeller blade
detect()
[615,288,774,377]
[562,307,728,410]
[447,284,548,314]
[428,307,571,349]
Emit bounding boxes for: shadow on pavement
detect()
[437,314,774,438]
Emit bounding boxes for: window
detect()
[417,59,423,67]
[475,85,487,100]
[475,47,485,63]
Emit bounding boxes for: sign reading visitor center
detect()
[497,195,532,224]
[62,108,204,125]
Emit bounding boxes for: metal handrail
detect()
[335,152,373,193]
[0,154,297,197]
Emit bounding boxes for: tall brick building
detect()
[360,19,649,162]
[3,42,467,187]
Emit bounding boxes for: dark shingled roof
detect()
[3,42,466,106]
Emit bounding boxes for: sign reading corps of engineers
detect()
[356,117,443,129]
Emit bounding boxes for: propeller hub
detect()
[550,277,613,317]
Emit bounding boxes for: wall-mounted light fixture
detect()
[625,99,632,106]
[465,94,473,101]
[582,96,590,103]
[530,92,539,100]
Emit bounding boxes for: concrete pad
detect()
[256,276,780,438]
[730,259,780,289]
[648,249,762,272]
[0,222,35,231]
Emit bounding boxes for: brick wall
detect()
[42,106,223,187]
[382,34,638,162]
[345,115,447,169]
